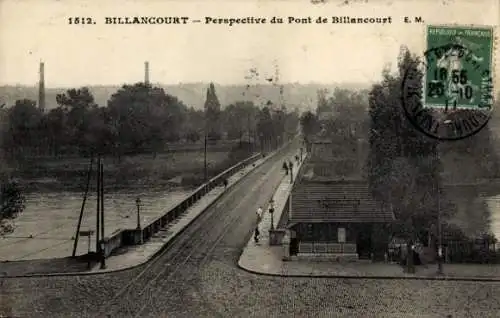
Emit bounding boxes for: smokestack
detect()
[38,61,45,112]
[144,61,149,85]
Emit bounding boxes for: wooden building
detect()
[287,179,395,260]
[281,129,395,260]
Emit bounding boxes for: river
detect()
[0,187,194,260]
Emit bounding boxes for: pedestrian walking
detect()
[223,178,228,189]
[283,161,289,175]
[254,225,260,243]
[256,206,263,221]
[254,206,263,243]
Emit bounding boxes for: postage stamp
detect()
[402,24,496,140]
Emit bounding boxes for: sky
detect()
[0,0,499,88]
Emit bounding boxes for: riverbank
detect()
[8,147,254,193]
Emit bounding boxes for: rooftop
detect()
[289,179,395,225]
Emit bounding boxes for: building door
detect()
[356,224,372,259]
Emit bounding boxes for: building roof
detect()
[289,180,395,225]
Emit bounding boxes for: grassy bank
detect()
[10,146,254,193]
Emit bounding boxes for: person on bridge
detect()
[283,161,289,175]
[256,206,263,221]
[254,225,260,243]
[254,206,263,243]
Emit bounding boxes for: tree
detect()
[56,87,99,156]
[300,111,318,151]
[3,99,44,158]
[367,46,443,269]
[204,83,222,142]
[184,107,204,143]
[107,83,187,158]
[316,88,329,114]
[0,180,26,235]
[257,106,274,151]
[222,101,256,141]
[40,107,67,157]
[284,108,300,140]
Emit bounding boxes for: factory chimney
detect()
[145,61,150,85]
[38,61,45,112]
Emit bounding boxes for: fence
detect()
[444,239,500,264]
[387,238,500,264]
[298,242,357,254]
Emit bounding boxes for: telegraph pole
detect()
[100,161,106,269]
[95,156,101,254]
[72,156,93,257]
[436,142,443,275]
[204,128,208,182]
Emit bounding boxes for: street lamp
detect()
[135,197,143,245]
[269,200,275,230]
[135,197,142,230]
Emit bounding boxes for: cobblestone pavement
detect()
[1,142,500,317]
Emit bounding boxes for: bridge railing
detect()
[101,152,262,258]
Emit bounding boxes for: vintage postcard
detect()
[0,0,499,317]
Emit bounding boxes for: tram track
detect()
[99,143,299,317]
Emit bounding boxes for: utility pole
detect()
[72,156,93,257]
[100,161,106,269]
[100,161,104,244]
[95,156,101,254]
[136,197,143,244]
[436,142,443,275]
[204,128,208,182]
[247,113,251,152]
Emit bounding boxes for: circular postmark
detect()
[402,41,494,141]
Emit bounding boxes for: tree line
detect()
[0,82,299,231]
[299,46,500,262]
[300,87,369,151]
[0,82,299,161]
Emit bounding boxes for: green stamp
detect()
[424,25,494,110]
[401,24,495,140]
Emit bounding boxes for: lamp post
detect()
[204,129,208,182]
[135,197,143,245]
[269,200,275,230]
[135,197,141,230]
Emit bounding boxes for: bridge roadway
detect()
[1,141,500,317]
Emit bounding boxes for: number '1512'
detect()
[68,17,95,24]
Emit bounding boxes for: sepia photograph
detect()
[0,0,499,316]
